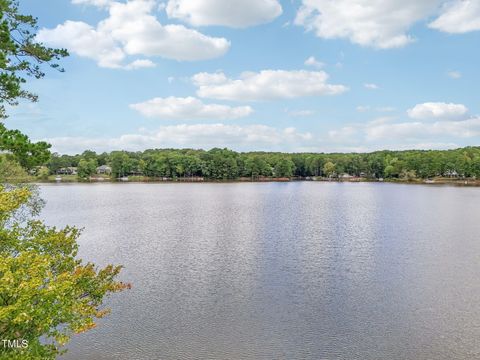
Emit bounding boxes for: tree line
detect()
[46,146,480,180]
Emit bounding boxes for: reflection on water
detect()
[39,182,480,359]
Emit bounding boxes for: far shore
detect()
[34,176,480,187]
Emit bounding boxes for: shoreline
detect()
[34,177,480,187]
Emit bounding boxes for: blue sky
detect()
[6,0,480,154]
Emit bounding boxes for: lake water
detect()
[39,182,480,359]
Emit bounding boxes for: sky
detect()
[6,0,480,154]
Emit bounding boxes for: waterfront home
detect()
[97,165,112,175]
[57,167,77,175]
[444,170,459,178]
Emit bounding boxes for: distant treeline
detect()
[47,147,480,180]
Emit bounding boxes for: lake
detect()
[39,182,480,359]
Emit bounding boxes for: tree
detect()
[110,152,133,178]
[384,156,403,178]
[77,158,97,179]
[274,157,295,177]
[35,165,49,180]
[0,123,51,169]
[323,161,336,178]
[0,186,130,359]
[244,155,271,179]
[0,4,129,359]
[0,0,69,170]
[400,169,417,181]
[0,0,68,118]
[0,153,29,182]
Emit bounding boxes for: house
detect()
[444,170,459,178]
[57,167,77,175]
[97,165,112,175]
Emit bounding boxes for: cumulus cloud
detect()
[165,0,282,28]
[407,102,468,120]
[323,102,480,150]
[42,115,479,154]
[332,112,480,144]
[192,70,348,101]
[304,56,324,68]
[37,0,230,69]
[43,124,313,154]
[365,117,480,141]
[129,96,253,120]
[294,0,442,48]
[429,0,480,33]
[294,0,480,49]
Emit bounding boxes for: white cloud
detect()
[165,0,282,28]
[429,0,480,33]
[42,116,479,154]
[447,70,462,79]
[364,83,379,90]
[124,59,157,70]
[328,126,357,142]
[43,124,312,154]
[129,96,253,120]
[365,117,480,141]
[304,56,324,68]
[38,20,126,69]
[294,0,442,48]
[37,0,230,69]
[192,70,348,101]
[407,102,468,120]
[321,105,480,150]
[72,0,112,7]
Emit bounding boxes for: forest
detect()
[44,146,480,180]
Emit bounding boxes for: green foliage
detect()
[77,158,97,179]
[37,146,480,181]
[0,186,129,359]
[35,166,49,180]
[323,161,336,177]
[0,0,68,118]
[274,157,295,177]
[244,155,271,179]
[0,123,51,169]
[0,0,67,172]
[400,169,417,181]
[0,154,29,182]
[110,151,133,178]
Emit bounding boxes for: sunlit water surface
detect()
[39,182,480,359]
